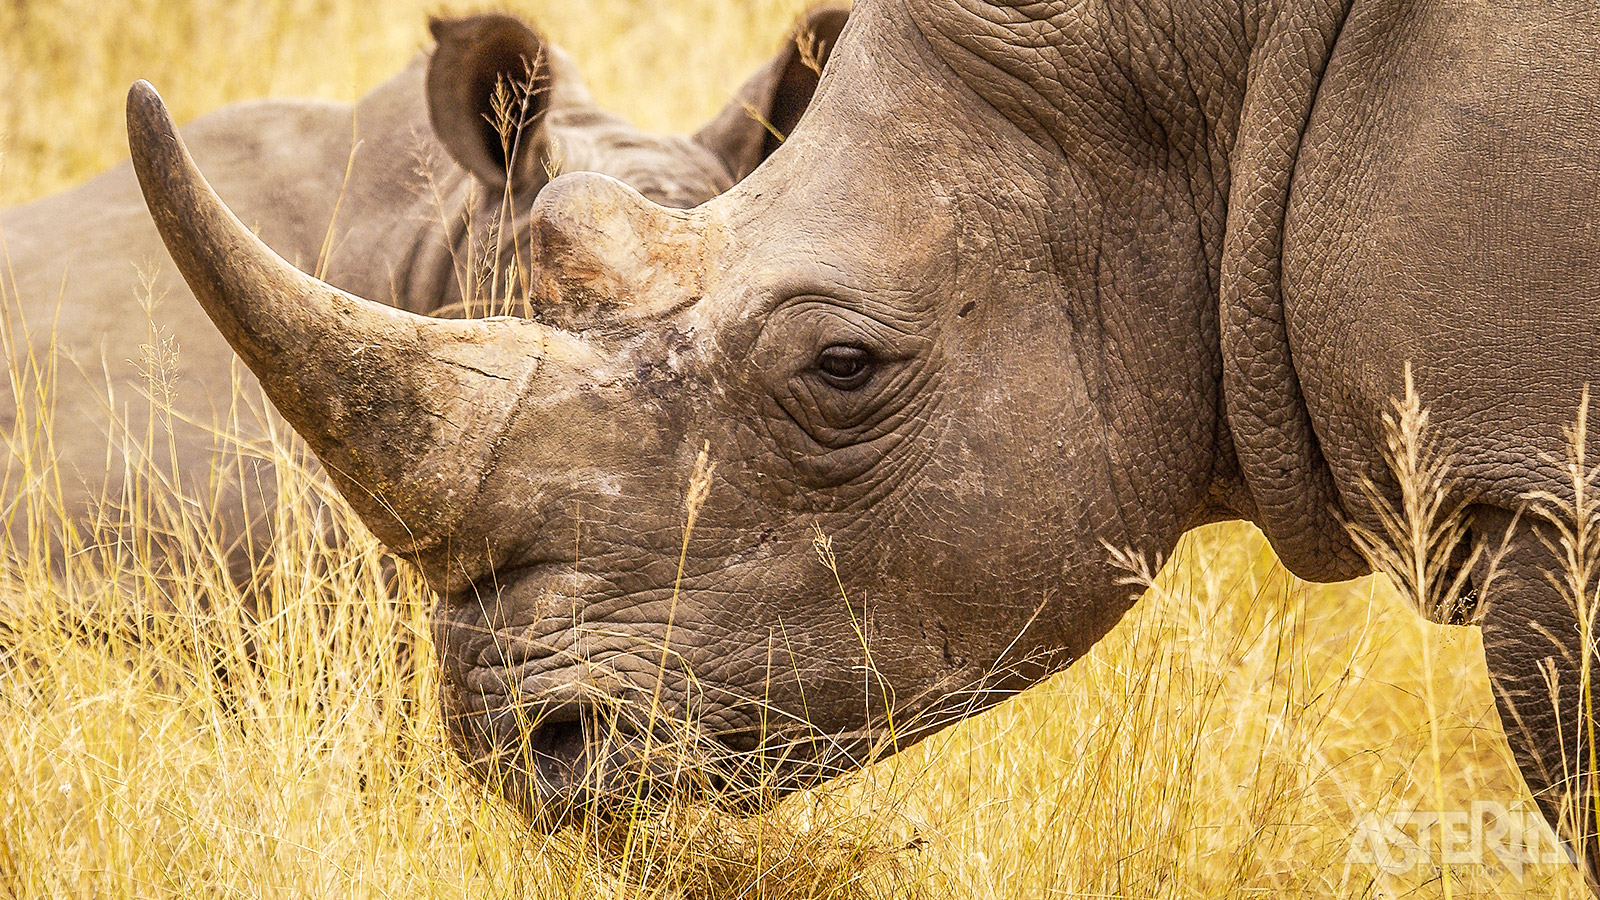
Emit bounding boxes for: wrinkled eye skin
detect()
[739,295,941,491]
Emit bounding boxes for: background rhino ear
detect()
[693,3,849,181]
[426,13,553,193]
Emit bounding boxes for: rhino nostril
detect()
[528,711,591,786]
[544,720,587,760]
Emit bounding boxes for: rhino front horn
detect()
[125,80,596,554]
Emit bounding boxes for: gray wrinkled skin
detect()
[1,9,843,583]
[128,0,1600,880]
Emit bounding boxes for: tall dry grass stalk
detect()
[1,1,1596,897]
[1521,390,1600,875]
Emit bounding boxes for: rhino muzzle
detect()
[449,690,730,823]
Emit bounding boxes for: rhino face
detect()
[129,0,1225,819]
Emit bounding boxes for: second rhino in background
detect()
[0,6,847,584]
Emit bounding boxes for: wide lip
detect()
[473,697,727,825]
[441,670,876,824]
[464,698,903,827]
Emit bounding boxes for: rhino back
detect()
[1284,0,1600,522]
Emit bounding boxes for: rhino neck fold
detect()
[1216,0,1367,582]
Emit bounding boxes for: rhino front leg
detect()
[1477,506,1600,889]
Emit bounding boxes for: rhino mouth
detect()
[443,668,877,824]
[446,681,743,824]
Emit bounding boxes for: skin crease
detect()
[130,0,1600,882]
[3,9,844,584]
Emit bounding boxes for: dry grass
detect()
[0,0,819,206]
[0,1,1592,897]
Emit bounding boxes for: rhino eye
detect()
[815,344,875,390]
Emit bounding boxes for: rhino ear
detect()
[426,13,554,193]
[693,3,849,181]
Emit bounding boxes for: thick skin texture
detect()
[128,0,1600,884]
[2,9,845,583]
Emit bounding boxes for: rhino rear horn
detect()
[527,172,706,327]
[125,80,594,554]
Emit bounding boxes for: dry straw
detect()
[1,1,1596,896]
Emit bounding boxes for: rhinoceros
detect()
[1,6,847,583]
[124,0,1600,878]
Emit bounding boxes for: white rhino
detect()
[126,0,1600,888]
[1,7,846,584]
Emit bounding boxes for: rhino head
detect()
[127,0,1234,819]
[407,7,850,318]
[424,7,850,210]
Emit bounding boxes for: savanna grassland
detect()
[0,0,1590,897]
